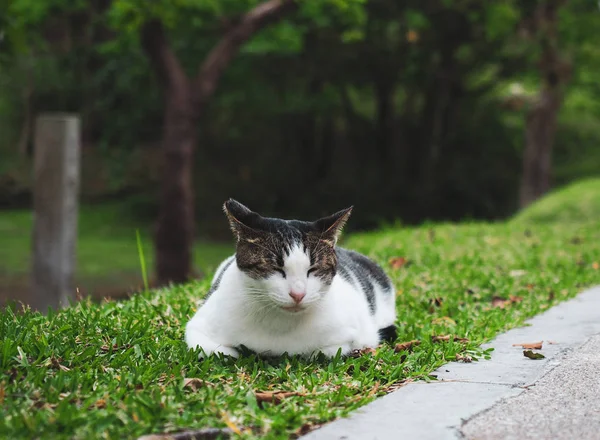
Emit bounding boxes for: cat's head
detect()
[223,199,352,313]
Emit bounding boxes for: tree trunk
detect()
[519,87,562,207]
[155,86,197,285]
[519,0,570,208]
[142,0,298,286]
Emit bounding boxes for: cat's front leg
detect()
[185,327,239,359]
[310,343,353,359]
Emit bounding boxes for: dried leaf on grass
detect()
[254,391,303,405]
[94,399,106,409]
[523,350,545,360]
[431,335,469,343]
[455,353,472,363]
[296,423,322,437]
[100,344,132,352]
[138,428,233,440]
[389,257,409,270]
[491,296,509,308]
[349,347,377,358]
[512,341,543,350]
[45,357,71,371]
[593,262,599,270]
[183,378,207,391]
[492,295,523,308]
[394,340,421,352]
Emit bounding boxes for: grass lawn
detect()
[1,180,600,439]
[0,203,233,304]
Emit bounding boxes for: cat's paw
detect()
[213,345,240,359]
[310,344,352,359]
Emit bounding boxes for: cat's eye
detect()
[275,268,286,278]
[307,267,317,277]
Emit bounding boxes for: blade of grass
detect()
[136,229,149,292]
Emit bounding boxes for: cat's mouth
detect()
[281,305,306,313]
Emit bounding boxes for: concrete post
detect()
[31,114,80,312]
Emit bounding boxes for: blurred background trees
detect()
[1,0,599,289]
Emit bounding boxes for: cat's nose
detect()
[289,291,306,304]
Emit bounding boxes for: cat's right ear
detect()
[223,199,260,241]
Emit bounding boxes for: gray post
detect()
[31,114,80,312]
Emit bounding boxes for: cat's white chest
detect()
[230,295,362,356]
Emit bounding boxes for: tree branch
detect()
[193,0,298,108]
[141,19,188,92]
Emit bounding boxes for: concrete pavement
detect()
[301,286,600,440]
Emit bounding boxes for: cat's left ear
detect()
[223,199,262,241]
[312,206,353,245]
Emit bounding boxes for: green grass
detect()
[511,177,600,224]
[2,215,600,439]
[0,204,233,299]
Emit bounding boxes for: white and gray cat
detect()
[185,199,397,359]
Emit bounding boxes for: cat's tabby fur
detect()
[185,199,397,358]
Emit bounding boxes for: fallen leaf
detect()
[510,295,524,303]
[455,353,472,363]
[492,296,511,308]
[254,391,302,405]
[183,378,206,391]
[94,399,106,409]
[428,297,444,313]
[512,341,543,350]
[100,344,131,352]
[394,340,421,352]
[137,428,234,440]
[523,350,545,360]
[349,347,377,358]
[360,347,377,356]
[593,262,599,270]
[432,335,469,343]
[389,257,408,269]
[432,335,451,342]
[296,423,321,437]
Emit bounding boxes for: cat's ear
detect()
[312,206,353,245]
[223,199,262,241]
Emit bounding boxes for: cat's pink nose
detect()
[289,292,306,304]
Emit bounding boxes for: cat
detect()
[185,199,397,359]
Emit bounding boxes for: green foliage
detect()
[2,213,600,438]
[1,0,600,227]
[512,178,600,224]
